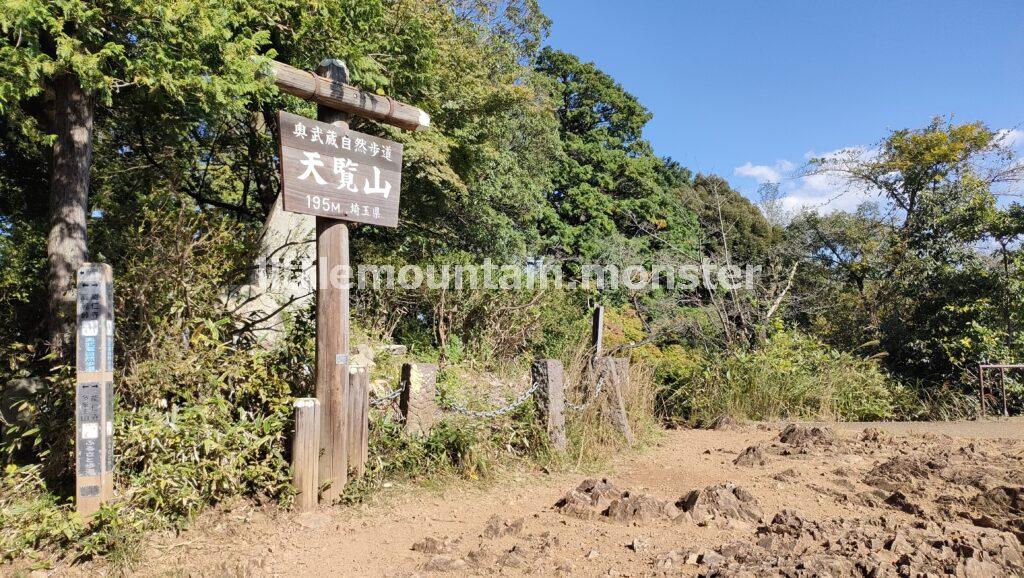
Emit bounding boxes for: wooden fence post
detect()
[532,359,567,452]
[292,398,321,513]
[1001,367,1009,418]
[347,365,369,478]
[359,367,369,474]
[400,363,437,435]
[76,263,115,517]
[591,306,604,358]
[979,366,987,419]
[602,357,635,446]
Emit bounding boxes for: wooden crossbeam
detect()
[262,59,430,132]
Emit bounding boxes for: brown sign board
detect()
[278,110,402,227]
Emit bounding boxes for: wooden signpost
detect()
[76,263,115,516]
[270,57,425,504]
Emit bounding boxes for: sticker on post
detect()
[81,423,100,439]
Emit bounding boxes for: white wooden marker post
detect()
[271,57,424,502]
[76,263,115,516]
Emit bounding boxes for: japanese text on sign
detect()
[278,111,402,226]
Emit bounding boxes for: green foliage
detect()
[683,174,780,263]
[353,253,591,363]
[365,417,489,481]
[658,330,899,425]
[794,118,1024,393]
[0,220,45,345]
[341,405,548,504]
[0,465,81,563]
[117,396,293,523]
[0,367,75,480]
[0,464,150,567]
[351,1,563,263]
[534,48,698,267]
[0,0,277,139]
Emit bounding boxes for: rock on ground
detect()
[777,423,835,446]
[555,478,678,524]
[677,483,763,528]
[733,445,767,467]
[700,509,1024,577]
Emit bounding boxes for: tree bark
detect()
[46,72,94,358]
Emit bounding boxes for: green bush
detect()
[658,330,899,425]
[887,380,978,421]
[0,465,81,563]
[118,396,293,523]
[0,464,152,567]
[339,403,547,504]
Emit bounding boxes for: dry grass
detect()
[556,335,661,471]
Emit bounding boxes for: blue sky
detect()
[540,0,1024,211]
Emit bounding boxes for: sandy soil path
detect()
[63,418,1024,577]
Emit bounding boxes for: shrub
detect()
[887,379,979,421]
[0,465,81,564]
[658,330,898,425]
[117,397,293,523]
[0,464,151,568]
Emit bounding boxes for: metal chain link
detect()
[442,379,540,419]
[370,386,403,407]
[565,370,605,412]
[319,362,593,420]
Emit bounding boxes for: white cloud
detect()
[733,159,798,184]
[734,162,783,183]
[780,172,877,214]
[737,129,1024,216]
[734,147,880,215]
[996,128,1024,149]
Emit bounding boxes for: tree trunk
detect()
[46,72,94,358]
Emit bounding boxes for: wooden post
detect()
[346,365,359,475]
[270,55,423,495]
[358,367,369,475]
[347,365,369,478]
[532,360,567,452]
[315,59,351,501]
[1001,367,1009,417]
[292,398,321,513]
[75,263,114,517]
[979,366,986,419]
[602,357,635,446]
[591,306,604,358]
[400,363,438,435]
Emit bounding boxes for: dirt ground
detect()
[59,418,1024,577]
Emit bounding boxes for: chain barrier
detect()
[370,386,403,407]
[565,369,605,413]
[441,379,540,419]
[360,372,602,417]
[309,361,595,421]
